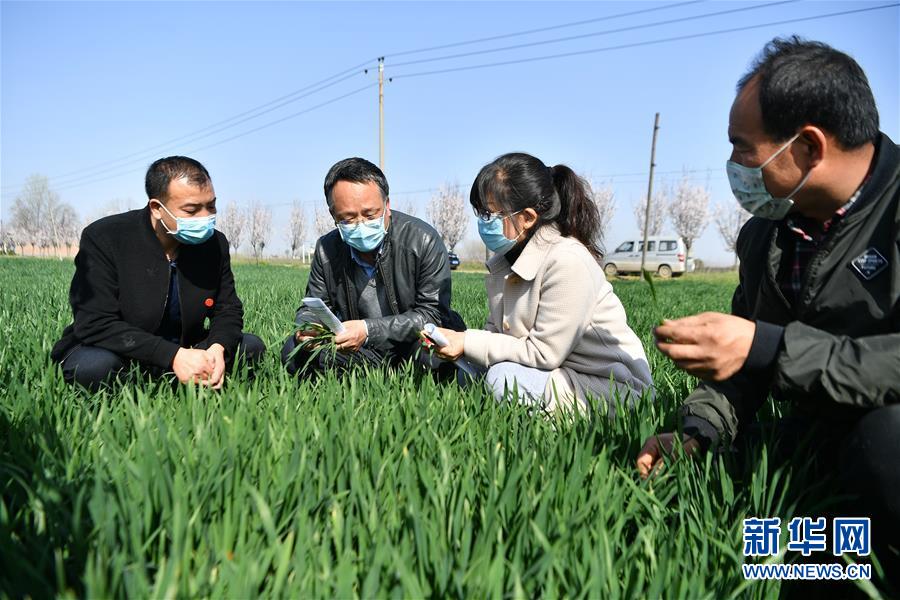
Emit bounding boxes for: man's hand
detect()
[172,348,214,384]
[203,343,227,389]
[429,327,465,361]
[654,312,755,381]
[636,432,702,479]
[333,320,368,353]
[295,327,323,346]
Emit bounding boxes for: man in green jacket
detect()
[637,36,899,569]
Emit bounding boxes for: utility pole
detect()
[640,112,660,273]
[378,57,385,171]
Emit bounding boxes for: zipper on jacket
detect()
[797,217,848,314]
[344,269,359,320]
[377,233,401,315]
[766,226,793,315]
[376,260,401,315]
[153,261,173,334]
[176,265,185,346]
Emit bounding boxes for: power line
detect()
[1,59,376,192]
[39,83,378,194]
[1,1,720,194]
[5,3,896,200]
[0,0,770,195]
[391,3,900,80]
[388,170,723,198]
[389,0,796,69]
[385,0,707,58]
[1,2,705,193]
[31,71,372,190]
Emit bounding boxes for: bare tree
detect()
[713,201,751,267]
[427,183,468,252]
[314,206,335,238]
[669,177,710,263]
[632,185,669,237]
[247,203,272,263]
[219,203,247,254]
[589,181,616,248]
[287,202,307,259]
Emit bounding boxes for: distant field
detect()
[0,259,882,597]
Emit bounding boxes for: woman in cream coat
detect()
[433,153,653,415]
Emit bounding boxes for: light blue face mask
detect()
[157,202,216,245]
[726,133,812,220]
[477,212,522,254]
[337,210,387,253]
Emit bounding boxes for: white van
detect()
[602,236,694,278]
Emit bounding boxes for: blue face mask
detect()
[157,202,216,245]
[726,133,811,220]
[338,210,387,253]
[477,212,522,254]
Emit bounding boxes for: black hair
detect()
[470,152,603,259]
[323,157,389,209]
[737,36,879,149]
[145,156,211,202]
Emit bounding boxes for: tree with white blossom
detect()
[669,177,710,264]
[219,203,247,255]
[397,199,419,218]
[9,174,80,257]
[314,206,335,238]
[248,203,272,263]
[713,200,752,267]
[287,202,307,259]
[427,183,468,252]
[57,204,81,256]
[633,186,669,237]
[589,181,616,247]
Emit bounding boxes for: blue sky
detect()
[2,0,898,264]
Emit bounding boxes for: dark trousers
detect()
[736,405,900,596]
[280,334,457,382]
[58,333,266,391]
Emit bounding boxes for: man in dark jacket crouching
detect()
[281,157,465,380]
[52,156,265,391]
[636,37,900,589]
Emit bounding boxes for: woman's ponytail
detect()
[550,165,603,259]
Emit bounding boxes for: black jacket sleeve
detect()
[679,224,772,448]
[205,237,244,357]
[680,276,774,448]
[69,228,181,368]
[773,323,900,407]
[364,232,450,347]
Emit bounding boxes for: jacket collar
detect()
[486,223,561,281]
[139,205,175,261]
[841,132,900,222]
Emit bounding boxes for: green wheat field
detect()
[0,258,886,597]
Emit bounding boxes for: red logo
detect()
[204,298,214,308]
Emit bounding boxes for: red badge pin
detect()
[204,298,215,308]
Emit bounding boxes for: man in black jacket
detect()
[281,157,464,378]
[636,37,899,575]
[52,156,265,390]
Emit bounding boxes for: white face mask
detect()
[726,133,812,220]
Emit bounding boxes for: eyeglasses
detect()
[473,208,521,223]
[334,206,386,227]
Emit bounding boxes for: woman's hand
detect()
[429,327,465,361]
